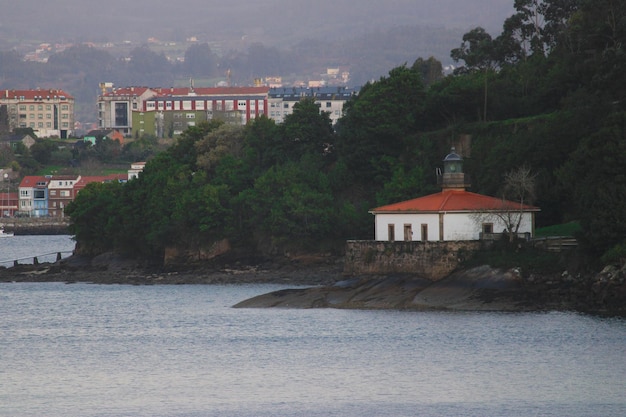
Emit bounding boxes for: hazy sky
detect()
[0,0,514,45]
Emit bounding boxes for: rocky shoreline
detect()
[1,252,625,316]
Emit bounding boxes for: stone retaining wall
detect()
[343,240,484,281]
[0,218,70,235]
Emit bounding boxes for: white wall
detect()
[374,213,440,241]
[374,211,535,241]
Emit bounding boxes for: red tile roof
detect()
[371,190,539,213]
[101,87,152,97]
[74,174,128,190]
[1,89,74,100]
[19,176,50,188]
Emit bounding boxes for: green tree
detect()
[451,27,499,121]
[65,181,122,255]
[336,64,426,189]
[29,140,58,165]
[280,97,335,163]
[559,112,626,257]
[411,56,444,86]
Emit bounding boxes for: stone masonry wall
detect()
[343,240,483,281]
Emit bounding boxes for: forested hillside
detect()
[66,0,626,266]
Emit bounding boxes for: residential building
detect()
[97,85,156,136]
[268,86,357,125]
[139,86,269,137]
[18,173,128,218]
[48,175,80,217]
[369,148,539,241]
[18,176,50,217]
[0,192,18,217]
[0,89,75,138]
[97,84,269,138]
[98,83,358,137]
[0,133,36,149]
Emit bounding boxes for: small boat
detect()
[0,227,14,237]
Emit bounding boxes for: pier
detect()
[0,250,75,268]
[0,217,70,235]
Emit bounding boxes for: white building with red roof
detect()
[370,149,540,242]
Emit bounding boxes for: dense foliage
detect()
[67,0,626,264]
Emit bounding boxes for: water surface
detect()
[1,282,625,417]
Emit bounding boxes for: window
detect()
[29,105,35,110]
[421,224,428,241]
[404,224,412,241]
[38,105,43,111]
[60,190,70,197]
[186,113,195,119]
[482,223,493,238]
[50,190,57,196]
[19,105,26,111]
[326,102,331,108]
[38,122,43,128]
[388,225,395,242]
[61,105,68,110]
[38,114,43,119]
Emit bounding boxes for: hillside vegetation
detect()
[66,0,626,268]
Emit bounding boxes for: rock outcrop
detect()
[233,266,530,311]
[234,264,626,315]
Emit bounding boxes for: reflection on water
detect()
[1,283,625,417]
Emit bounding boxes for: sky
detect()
[0,0,514,46]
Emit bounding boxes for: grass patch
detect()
[535,221,581,237]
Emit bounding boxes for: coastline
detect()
[1,253,625,316]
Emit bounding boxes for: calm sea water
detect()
[0,235,75,267]
[1,282,625,417]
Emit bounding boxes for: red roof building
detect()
[370,149,539,242]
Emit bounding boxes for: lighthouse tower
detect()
[440,147,470,191]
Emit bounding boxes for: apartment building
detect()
[0,89,75,138]
[97,84,269,138]
[137,86,269,137]
[98,83,358,138]
[268,86,357,125]
[97,85,156,136]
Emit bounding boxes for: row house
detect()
[0,89,75,138]
[19,174,128,218]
